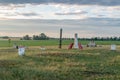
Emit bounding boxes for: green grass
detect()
[0,45,120,80]
[0,40,59,47]
[0,40,120,47]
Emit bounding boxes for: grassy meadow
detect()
[0,39,120,47]
[0,40,120,80]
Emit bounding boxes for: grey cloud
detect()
[0,0,119,6]
[16,12,39,16]
[79,18,120,27]
[115,7,120,10]
[97,15,106,17]
[0,12,39,17]
[0,4,25,10]
[0,18,119,31]
[55,11,87,15]
[0,18,120,37]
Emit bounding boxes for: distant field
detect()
[0,45,120,80]
[0,40,120,47]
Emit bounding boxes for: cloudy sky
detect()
[0,0,120,38]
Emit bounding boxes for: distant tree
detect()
[32,33,49,40]
[100,37,104,41]
[106,37,109,41]
[33,35,40,40]
[2,36,9,39]
[110,37,113,41]
[39,33,49,40]
[33,35,36,40]
[118,37,120,41]
[113,37,117,40]
[94,37,98,41]
[23,35,31,40]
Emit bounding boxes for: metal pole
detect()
[59,28,62,49]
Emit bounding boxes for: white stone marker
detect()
[18,47,25,56]
[40,47,46,50]
[74,33,79,48]
[111,44,116,50]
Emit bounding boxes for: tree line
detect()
[21,33,120,41]
[1,33,120,41]
[21,33,49,40]
[79,37,120,41]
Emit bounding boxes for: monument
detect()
[68,33,83,49]
[74,33,79,48]
[87,40,96,47]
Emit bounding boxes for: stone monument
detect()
[74,33,79,49]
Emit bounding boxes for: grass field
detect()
[0,40,120,80]
[0,39,120,47]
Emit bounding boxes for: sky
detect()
[0,0,120,38]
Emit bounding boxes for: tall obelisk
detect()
[74,33,79,48]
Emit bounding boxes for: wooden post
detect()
[8,38,11,47]
[59,28,62,49]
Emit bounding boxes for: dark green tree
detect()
[23,35,31,40]
[33,35,39,40]
[39,33,49,40]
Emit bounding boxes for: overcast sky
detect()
[0,0,120,38]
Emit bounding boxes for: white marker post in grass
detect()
[111,44,116,51]
[18,46,25,56]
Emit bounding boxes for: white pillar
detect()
[74,33,79,48]
[18,47,25,56]
[111,44,116,50]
